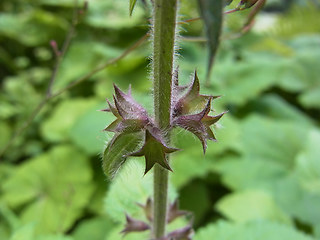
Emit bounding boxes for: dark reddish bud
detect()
[173,99,226,153]
[121,214,150,235]
[50,40,60,57]
[137,197,153,222]
[102,85,149,135]
[102,71,225,178]
[172,71,218,117]
[162,225,194,240]
[167,199,189,223]
[113,84,148,120]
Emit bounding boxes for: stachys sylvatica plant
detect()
[101,0,265,239]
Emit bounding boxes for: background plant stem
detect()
[152,0,178,238]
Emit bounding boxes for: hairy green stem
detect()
[152,0,178,238]
[153,165,169,238]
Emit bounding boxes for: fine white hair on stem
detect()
[149,1,181,120]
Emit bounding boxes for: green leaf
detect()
[216,190,292,224]
[213,157,288,192]
[213,156,320,229]
[253,94,313,126]
[104,160,177,223]
[273,6,320,38]
[299,88,320,109]
[213,54,282,106]
[315,225,320,239]
[0,223,10,240]
[103,132,144,178]
[85,1,144,29]
[1,69,43,119]
[171,116,240,189]
[42,98,113,155]
[197,0,223,81]
[179,181,211,226]
[39,0,75,6]
[53,42,107,90]
[240,115,310,168]
[295,130,320,194]
[36,235,73,240]
[69,102,114,155]
[41,99,97,142]
[129,0,138,16]
[10,224,35,240]
[2,146,94,234]
[72,217,115,240]
[194,221,315,240]
[0,122,11,153]
[213,139,320,229]
[276,37,320,94]
[171,129,214,189]
[210,116,320,228]
[0,203,20,233]
[0,11,67,46]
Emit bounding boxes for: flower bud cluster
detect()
[102,69,225,176]
[121,198,192,239]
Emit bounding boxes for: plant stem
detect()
[152,0,178,238]
[153,165,169,238]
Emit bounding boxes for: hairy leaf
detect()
[103,132,144,178]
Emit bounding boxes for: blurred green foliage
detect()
[1,0,320,239]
